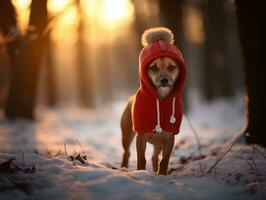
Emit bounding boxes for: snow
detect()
[0,96,266,200]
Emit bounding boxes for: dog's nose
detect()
[160,77,169,86]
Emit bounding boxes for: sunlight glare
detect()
[84,0,134,31]
[48,0,72,14]
[12,0,31,32]
[47,0,135,41]
[102,0,134,27]
[52,5,78,41]
[12,0,31,9]
[48,0,78,41]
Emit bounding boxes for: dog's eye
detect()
[167,65,177,72]
[148,65,159,73]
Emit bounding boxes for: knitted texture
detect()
[132,27,187,134]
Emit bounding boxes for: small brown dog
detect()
[121,27,186,175]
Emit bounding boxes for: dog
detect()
[120,27,186,175]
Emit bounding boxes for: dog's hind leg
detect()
[121,98,135,168]
[121,131,135,168]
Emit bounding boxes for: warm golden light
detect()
[101,0,134,30]
[47,0,78,41]
[12,0,31,32]
[12,0,31,9]
[48,0,72,14]
[46,0,134,41]
[52,5,78,41]
[184,7,205,44]
[13,0,135,41]
[84,0,134,31]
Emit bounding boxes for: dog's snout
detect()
[159,77,169,86]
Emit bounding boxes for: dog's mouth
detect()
[159,80,173,87]
[158,84,172,88]
[154,80,174,88]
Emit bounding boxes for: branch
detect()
[204,130,244,174]
[250,145,266,159]
[1,0,76,44]
[41,1,76,38]
[184,114,202,156]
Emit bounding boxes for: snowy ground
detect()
[0,96,266,200]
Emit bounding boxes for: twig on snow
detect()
[22,152,25,166]
[250,147,262,183]
[184,114,202,157]
[54,149,62,157]
[249,145,266,159]
[64,143,68,159]
[76,139,85,155]
[204,130,244,174]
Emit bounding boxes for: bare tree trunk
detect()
[0,1,17,35]
[131,0,145,49]
[132,0,160,44]
[0,34,9,108]
[158,0,189,110]
[130,0,152,92]
[159,0,184,50]
[76,0,93,107]
[235,0,266,147]
[3,0,48,120]
[202,0,234,101]
[97,42,112,104]
[45,33,56,107]
[0,0,24,119]
[22,0,48,118]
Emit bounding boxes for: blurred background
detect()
[0,0,244,114]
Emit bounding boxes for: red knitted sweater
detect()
[132,41,186,134]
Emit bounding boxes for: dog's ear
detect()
[141,27,174,47]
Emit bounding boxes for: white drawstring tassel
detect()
[155,99,163,133]
[170,97,176,124]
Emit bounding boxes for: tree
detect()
[1,0,48,120]
[75,0,94,107]
[201,0,236,101]
[158,0,184,50]
[0,0,22,118]
[45,33,57,107]
[159,0,189,110]
[235,0,266,147]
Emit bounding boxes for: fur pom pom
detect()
[141,27,174,47]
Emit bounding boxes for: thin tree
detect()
[158,0,189,110]
[76,0,94,107]
[158,0,184,50]
[235,0,266,147]
[45,33,57,107]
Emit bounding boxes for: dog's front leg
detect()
[158,134,175,175]
[152,145,162,172]
[136,134,146,170]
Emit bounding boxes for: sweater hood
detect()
[139,41,186,99]
[132,27,187,134]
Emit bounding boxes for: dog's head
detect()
[146,57,180,99]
